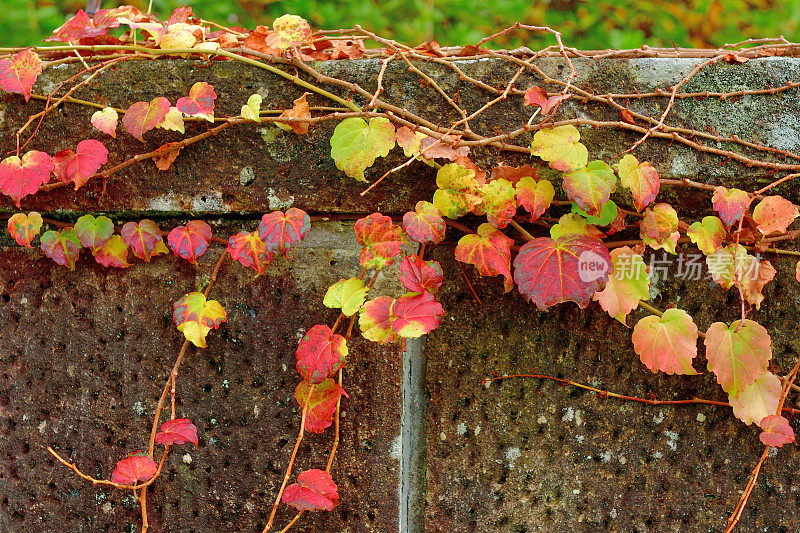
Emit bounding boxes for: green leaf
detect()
[592,247,650,324]
[530,125,588,172]
[330,117,396,182]
[477,178,516,228]
[705,319,772,396]
[571,200,618,226]
[241,94,262,122]
[324,278,368,316]
[687,216,726,256]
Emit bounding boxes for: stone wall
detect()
[1,56,800,532]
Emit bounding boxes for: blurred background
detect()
[3,0,800,49]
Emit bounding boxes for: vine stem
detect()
[509,220,534,241]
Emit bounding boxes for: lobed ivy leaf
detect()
[277,93,312,134]
[176,82,217,122]
[0,151,54,207]
[172,292,227,348]
[91,107,118,137]
[432,163,483,219]
[640,203,679,254]
[402,201,446,244]
[93,235,131,268]
[354,213,404,269]
[391,292,444,338]
[0,49,42,102]
[123,97,171,141]
[121,220,168,262]
[295,325,348,384]
[241,94,262,122]
[258,208,311,255]
[399,255,443,294]
[7,211,42,247]
[40,228,81,270]
[686,215,726,256]
[705,244,775,308]
[227,231,273,274]
[455,223,514,292]
[323,278,368,316]
[52,139,108,190]
[75,214,114,251]
[705,319,771,396]
[359,296,399,344]
[515,177,554,222]
[759,415,795,447]
[294,378,348,433]
[549,213,605,240]
[155,418,199,447]
[330,117,396,182]
[616,154,660,212]
[159,26,197,51]
[729,371,781,426]
[513,234,612,310]
[592,247,650,324]
[167,220,212,263]
[110,451,157,485]
[267,14,314,50]
[712,186,750,228]
[477,178,517,228]
[530,125,588,172]
[282,469,339,512]
[157,108,185,134]
[524,86,570,115]
[491,164,541,185]
[631,308,699,375]
[752,195,798,235]
[562,160,617,217]
[571,200,618,226]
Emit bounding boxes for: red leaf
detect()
[524,86,570,115]
[354,213,404,269]
[47,10,103,42]
[176,82,217,122]
[40,228,81,270]
[282,469,339,512]
[620,108,636,125]
[110,451,157,485]
[391,292,444,338]
[295,378,348,433]
[0,151,53,207]
[454,223,514,292]
[513,234,612,310]
[490,164,541,185]
[295,325,348,384]
[121,219,168,262]
[258,208,311,255]
[227,231,273,273]
[52,139,108,190]
[399,255,443,294]
[759,415,795,447]
[155,418,199,447]
[123,97,171,141]
[7,211,42,247]
[0,49,42,101]
[167,6,197,25]
[167,220,212,263]
[92,235,131,268]
[712,187,750,228]
[402,201,446,244]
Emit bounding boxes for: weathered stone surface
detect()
[0,221,403,532]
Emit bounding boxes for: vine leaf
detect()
[241,94,262,122]
[176,82,217,122]
[282,469,339,512]
[513,234,612,310]
[706,244,775,308]
[640,203,679,254]
[562,160,617,216]
[294,379,349,433]
[123,97,171,141]
[796,260,800,283]
[91,107,119,137]
[477,178,517,228]
[257,208,311,255]
[52,139,108,190]
[93,235,131,268]
[121,220,168,262]
[686,216,726,256]
[0,49,42,101]
[110,451,157,485]
[354,213,404,269]
[752,195,798,235]
[267,14,314,50]
[432,163,483,219]
[402,201,446,244]
[491,164,541,184]
[330,117,396,182]
[571,199,618,226]
[616,154,659,212]
[391,292,444,338]
[172,292,227,348]
[277,93,312,134]
[515,177,554,222]
[592,247,650,324]
[227,231,272,273]
[7,212,42,247]
[454,223,514,292]
[323,278,368,317]
[530,125,588,172]
[40,228,81,270]
[295,325,348,384]
[155,418,199,448]
[523,86,569,115]
[358,296,399,344]
[705,319,771,396]
[712,186,750,228]
[75,214,114,251]
[631,308,699,375]
[549,213,605,240]
[759,415,795,447]
[167,220,212,263]
[0,150,54,207]
[151,142,182,171]
[729,371,781,426]
[157,108,185,134]
[399,255,443,294]
[419,136,470,161]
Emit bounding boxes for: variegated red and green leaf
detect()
[167,220,212,263]
[686,216,726,255]
[562,160,617,217]
[7,211,42,247]
[121,219,168,262]
[640,203,680,254]
[592,247,650,324]
[227,231,273,273]
[91,107,118,137]
[478,178,516,228]
[432,163,483,219]
[40,228,81,270]
[402,201,446,244]
[258,208,311,255]
[295,325,348,384]
[172,292,227,348]
[616,154,659,212]
[176,82,217,122]
[729,371,781,426]
[705,319,771,396]
[295,378,349,433]
[92,235,131,268]
[75,214,114,251]
[354,213,404,269]
[631,308,699,375]
[454,223,514,292]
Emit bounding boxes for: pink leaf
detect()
[123,97,170,141]
[0,49,42,101]
[167,220,212,263]
[52,139,108,190]
[110,451,158,485]
[295,325,348,384]
[121,220,168,262]
[257,208,311,255]
[0,151,53,207]
[398,255,443,294]
[282,469,339,512]
[759,415,795,447]
[155,418,199,448]
[176,82,217,122]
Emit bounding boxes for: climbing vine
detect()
[2,5,800,532]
